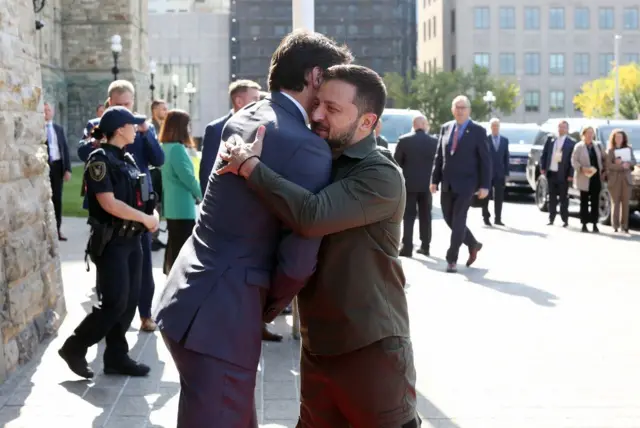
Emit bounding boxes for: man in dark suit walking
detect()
[539,120,575,227]
[199,80,262,196]
[395,114,438,257]
[482,117,509,226]
[44,102,72,241]
[154,31,353,427]
[431,95,491,273]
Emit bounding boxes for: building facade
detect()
[417,0,640,123]
[148,0,231,136]
[36,0,151,160]
[231,0,417,89]
[0,0,66,383]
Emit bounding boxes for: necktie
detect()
[451,127,459,154]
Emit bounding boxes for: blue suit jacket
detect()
[431,119,491,195]
[46,123,71,175]
[77,118,164,208]
[487,135,510,180]
[199,110,233,195]
[540,135,576,181]
[154,92,333,370]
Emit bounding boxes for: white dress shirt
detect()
[549,135,565,172]
[46,121,61,162]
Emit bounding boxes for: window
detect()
[451,54,456,70]
[549,91,565,112]
[624,8,639,29]
[374,24,383,35]
[433,16,436,37]
[574,7,590,29]
[451,9,456,32]
[474,53,490,69]
[599,7,614,29]
[524,7,540,29]
[428,19,431,38]
[625,53,640,64]
[574,53,590,75]
[274,25,286,36]
[423,21,426,41]
[524,91,540,112]
[474,7,490,29]
[599,53,614,76]
[250,25,260,36]
[549,7,565,29]
[348,25,358,35]
[524,52,540,74]
[499,53,516,75]
[499,7,515,29]
[423,61,427,72]
[549,54,565,75]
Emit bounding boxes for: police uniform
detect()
[59,107,152,379]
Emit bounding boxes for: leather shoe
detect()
[399,245,413,257]
[104,358,150,377]
[494,220,504,226]
[446,263,457,273]
[58,340,93,379]
[416,247,429,256]
[466,243,483,267]
[262,324,283,342]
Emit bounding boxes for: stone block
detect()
[2,225,41,283]
[6,270,45,329]
[3,338,18,374]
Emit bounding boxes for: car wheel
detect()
[599,188,611,225]
[535,176,549,212]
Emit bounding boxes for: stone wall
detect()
[0,0,66,382]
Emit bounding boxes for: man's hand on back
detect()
[217,125,266,177]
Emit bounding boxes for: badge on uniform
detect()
[89,162,107,181]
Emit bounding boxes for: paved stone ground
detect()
[1,194,640,427]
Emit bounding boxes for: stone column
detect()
[61,0,150,158]
[0,0,66,382]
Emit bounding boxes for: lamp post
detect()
[184,82,197,116]
[149,60,157,102]
[483,90,496,117]
[614,34,622,119]
[110,34,122,81]
[171,73,179,107]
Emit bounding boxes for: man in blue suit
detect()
[77,80,165,333]
[482,117,509,226]
[431,95,491,273]
[199,79,261,195]
[154,30,353,427]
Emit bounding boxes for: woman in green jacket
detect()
[159,109,202,274]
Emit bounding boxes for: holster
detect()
[85,223,114,269]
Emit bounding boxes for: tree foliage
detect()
[383,66,520,129]
[573,63,640,119]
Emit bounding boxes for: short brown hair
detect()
[228,80,261,100]
[158,109,194,148]
[608,128,629,150]
[580,126,595,141]
[151,99,167,111]
[107,80,135,97]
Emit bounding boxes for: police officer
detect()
[58,107,160,379]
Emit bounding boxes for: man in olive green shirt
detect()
[218,65,420,428]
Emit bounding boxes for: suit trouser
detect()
[547,171,569,223]
[72,236,142,364]
[297,337,421,428]
[482,178,505,221]
[440,189,478,264]
[49,160,63,233]
[609,179,631,229]
[402,191,432,249]
[580,177,601,225]
[162,333,258,428]
[137,232,155,318]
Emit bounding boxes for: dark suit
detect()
[45,122,71,234]
[539,135,575,223]
[483,134,509,222]
[154,92,332,428]
[394,129,438,250]
[199,110,233,195]
[431,120,491,264]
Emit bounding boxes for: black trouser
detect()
[72,236,142,364]
[547,171,569,223]
[402,191,432,249]
[580,177,601,225]
[482,178,505,221]
[440,189,478,264]
[49,160,63,233]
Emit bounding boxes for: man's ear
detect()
[309,67,323,90]
[360,113,378,132]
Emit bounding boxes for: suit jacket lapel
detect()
[444,123,454,155]
[266,92,306,125]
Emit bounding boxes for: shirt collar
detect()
[279,91,309,124]
[45,120,53,126]
[340,132,377,160]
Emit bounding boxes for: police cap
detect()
[98,106,147,134]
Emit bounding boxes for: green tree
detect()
[384,66,520,129]
[573,63,640,119]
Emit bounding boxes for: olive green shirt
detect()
[248,133,410,355]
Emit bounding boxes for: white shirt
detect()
[280,91,309,125]
[45,121,61,161]
[549,135,565,172]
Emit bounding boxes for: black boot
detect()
[399,245,413,257]
[58,336,94,379]
[104,357,150,377]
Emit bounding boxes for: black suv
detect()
[526,118,640,224]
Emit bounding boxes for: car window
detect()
[380,113,415,144]
[497,127,541,145]
[533,130,547,146]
